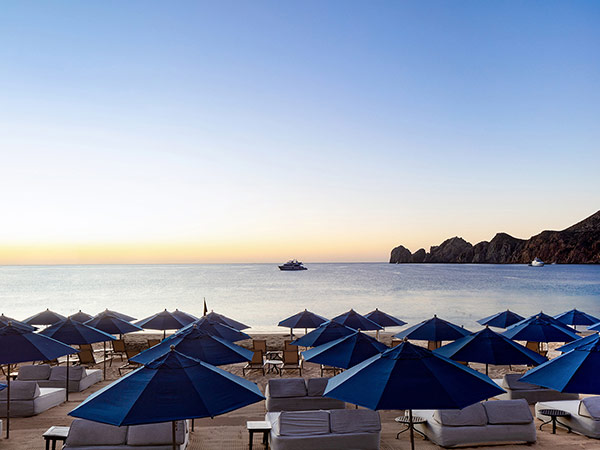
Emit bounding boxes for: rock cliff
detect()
[390,210,600,264]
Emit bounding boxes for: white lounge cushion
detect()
[50,366,85,381]
[268,378,307,398]
[579,397,600,420]
[0,381,40,400]
[483,399,532,424]
[127,420,186,445]
[330,409,380,433]
[433,403,488,427]
[276,410,330,436]
[306,378,329,397]
[503,374,540,390]
[65,419,127,446]
[17,365,51,381]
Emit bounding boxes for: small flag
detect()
[203,298,208,316]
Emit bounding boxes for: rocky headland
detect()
[390,210,600,264]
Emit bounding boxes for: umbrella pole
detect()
[6,364,10,439]
[409,408,415,450]
[103,341,107,380]
[163,330,166,340]
[191,418,194,431]
[66,354,70,402]
[172,420,176,450]
[485,363,488,377]
[290,327,293,338]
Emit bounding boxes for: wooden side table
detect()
[247,420,271,450]
[43,426,69,450]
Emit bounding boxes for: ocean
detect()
[1,263,599,332]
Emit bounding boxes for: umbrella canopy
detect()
[554,308,600,326]
[394,315,471,342]
[22,308,66,326]
[69,310,94,322]
[364,309,406,328]
[86,313,143,335]
[171,309,198,323]
[588,322,600,332]
[278,309,327,329]
[131,325,253,366]
[178,317,250,342]
[521,338,600,394]
[331,309,382,331]
[0,314,36,332]
[204,311,250,330]
[40,318,116,345]
[69,348,265,426]
[135,309,196,331]
[96,309,136,322]
[324,341,504,410]
[290,321,355,348]
[557,333,599,353]
[434,327,547,369]
[477,310,524,328]
[502,315,579,343]
[507,311,575,332]
[302,331,388,369]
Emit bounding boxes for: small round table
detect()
[538,408,571,434]
[395,415,428,440]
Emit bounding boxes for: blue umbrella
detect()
[0,384,5,391]
[557,333,599,353]
[502,314,580,343]
[278,309,327,336]
[302,331,388,369]
[135,310,196,338]
[131,325,253,366]
[0,323,77,438]
[171,309,198,323]
[204,311,250,330]
[521,338,600,394]
[69,310,94,322]
[290,321,355,347]
[365,308,407,328]
[394,315,471,344]
[69,348,264,449]
[507,311,575,332]
[22,308,66,326]
[40,318,116,400]
[177,317,250,342]
[331,309,382,331]
[477,310,524,328]
[589,322,600,332]
[554,308,600,327]
[434,327,547,375]
[98,309,136,322]
[324,341,504,450]
[0,314,36,332]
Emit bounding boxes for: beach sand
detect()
[0,332,595,449]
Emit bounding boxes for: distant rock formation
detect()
[390,210,600,264]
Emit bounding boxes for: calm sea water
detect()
[1,263,599,332]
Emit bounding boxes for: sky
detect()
[0,1,598,264]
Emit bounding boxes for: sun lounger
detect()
[266,409,381,450]
[265,378,346,412]
[243,350,265,376]
[0,381,65,417]
[110,339,127,361]
[17,365,102,392]
[535,397,600,438]
[414,399,536,447]
[493,374,579,404]
[63,418,189,449]
[281,350,302,376]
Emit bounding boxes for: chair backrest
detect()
[112,339,126,352]
[78,349,96,365]
[147,339,161,348]
[283,350,299,364]
[79,343,93,352]
[427,341,441,350]
[526,341,540,353]
[253,340,267,352]
[284,340,294,351]
[126,348,141,360]
[250,350,263,364]
[391,340,401,347]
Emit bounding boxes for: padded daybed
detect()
[493,374,579,404]
[536,397,600,439]
[0,381,65,417]
[63,418,189,449]
[414,399,536,447]
[266,409,380,450]
[265,377,345,412]
[17,364,102,393]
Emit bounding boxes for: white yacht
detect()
[278,260,308,271]
[529,257,545,267]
